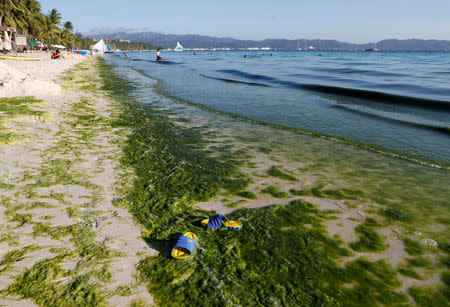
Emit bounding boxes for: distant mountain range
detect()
[89,31,450,51]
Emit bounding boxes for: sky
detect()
[40,0,450,43]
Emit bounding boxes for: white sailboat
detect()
[174,41,183,51]
[297,41,302,51]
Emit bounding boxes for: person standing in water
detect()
[156,49,162,61]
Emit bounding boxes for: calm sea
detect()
[109,50,450,167]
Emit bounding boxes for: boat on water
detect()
[364,43,378,51]
[105,41,114,54]
[297,41,302,51]
[174,41,183,51]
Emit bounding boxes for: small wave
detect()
[123,66,450,170]
[333,105,450,135]
[217,69,277,82]
[200,74,270,87]
[150,82,450,170]
[314,67,373,74]
[312,67,407,77]
[131,59,180,65]
[218,69,450,111]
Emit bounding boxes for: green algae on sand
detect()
[0,96,48,144]
[97,58,438,306]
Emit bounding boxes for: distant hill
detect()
[89,31,450,51]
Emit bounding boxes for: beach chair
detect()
[171,232,197,260]
[201,214,242,231]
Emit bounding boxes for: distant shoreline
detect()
[89,31,450,51]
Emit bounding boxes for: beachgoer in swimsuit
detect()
[156,49,162,61]
[51,49,60,59]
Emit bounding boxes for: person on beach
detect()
[51,49,60,59]
[11,39,17,55]
[156,49,162,62]
[1,34,6,54]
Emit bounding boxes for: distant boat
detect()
[365,43,378,51]
[297,41,302,51]
[92,39,107,54]
[308,46,315,50]
[174,41,183,51]
[105,41,114,53]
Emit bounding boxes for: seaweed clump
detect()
[0,96,48,144]
[290,184,363,200]
[267,165,297,181]
[261,185,288,198]
[350,217,386,252]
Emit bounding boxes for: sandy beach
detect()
[0,55,156,306]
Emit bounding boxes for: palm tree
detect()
[0,0,18,27]
[43,8,61,43]
[62,21,74,46]
[47,8,61,27]
[10,0,28,33]
[21,0,46,38]
[63,21,73,33]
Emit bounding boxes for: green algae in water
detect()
[97,58,413,306]
[382,205,412,222]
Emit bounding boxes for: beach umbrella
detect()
[51,44,66,49]
[27,41,44,47]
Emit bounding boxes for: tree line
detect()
[0,0,156,50]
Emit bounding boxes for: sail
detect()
[92,39,107,53]
[106,41,113,52]
[174,41,183,51]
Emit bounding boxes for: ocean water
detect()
[109,50,450,167]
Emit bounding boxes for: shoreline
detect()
[0,55,448,306]
[130,68,450,171]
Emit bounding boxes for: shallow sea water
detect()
[112,50,449,166]
[107,60,449,240]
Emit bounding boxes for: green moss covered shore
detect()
[97,58,449,306]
